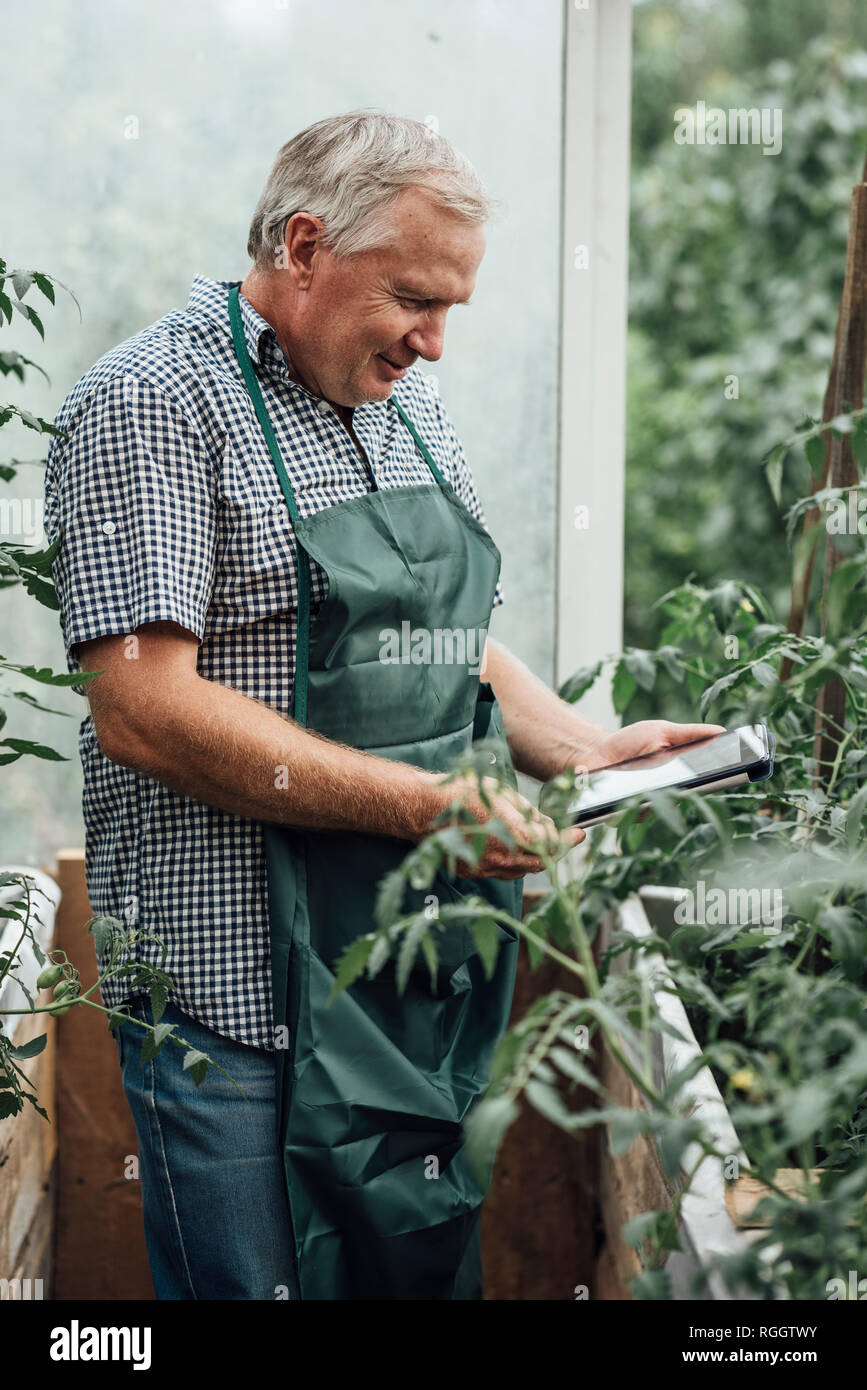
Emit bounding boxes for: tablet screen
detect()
[567,724,769,822]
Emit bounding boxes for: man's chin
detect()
[357,376,396,404]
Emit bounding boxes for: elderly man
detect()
[45,110,716,1301]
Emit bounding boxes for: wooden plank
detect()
[481,892,598,1300]
[725,1169,855,1228]
[594,1241,629,1300]
[596,1034,676,1295]
[8,1159,57,1300]
[0,982,57,1299]
[52,849,154,1300]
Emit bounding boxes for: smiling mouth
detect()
[378,353,413,370]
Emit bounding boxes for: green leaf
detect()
[764,443,787,506]
[21,302,44,339]
[11,271,33,299]
[464,1093,519,1184]
[852,428,867,470]
[818,906,863,977]
[32,272,55,305]
[8,1032,47,1059]
[610,1107,652,1155]
[374,866,406,932]
[21,574,59,610]
[656,645,685,683]
[657,1116,703,1178]
[548,1045,602,1092]
[367,934,391,978]
[181,1048,210,1086]
[559,659,603,704]
[88,913,119,958]
[3,663,85,686]
[525,1078,583,1130]
[396,913,430,995]
[845,783,867,850]
[139,1020,176,1064]
[420,931,439,991]
[824,558,865,639]
[784,1080,829,1144]
[752,660,777,688]
[623,1208,681,1253]
[330,933,377,999]
[436,824,477,866]
[469,915,500,980]
[623,648,657,692]
[7,533,62,574]
[612,660,637,714]
[0,737,66,761]
[149,978,169,1025]
[699,667,740,716]
[805,433,826,476]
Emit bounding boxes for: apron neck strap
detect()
[389,397,448,488]
[229,284,304,528]
[229,283,311,725]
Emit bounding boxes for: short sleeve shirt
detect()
[43,275,503,1050]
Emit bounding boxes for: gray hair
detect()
[246,109,494,271]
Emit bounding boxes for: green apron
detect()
[229,285,521,1300]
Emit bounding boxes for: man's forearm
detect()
[483,637,727,783]
[483,637,607,782]
[103,672,444,841]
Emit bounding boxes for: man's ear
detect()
[284,212,326,289]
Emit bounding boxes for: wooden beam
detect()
[51,849,154,1300]
[812,180,867,779]
[0,988,57,1299]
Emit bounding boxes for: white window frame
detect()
[555,0,632,728]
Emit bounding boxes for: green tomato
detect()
[36,963,65,990]
[52,980,76,1000]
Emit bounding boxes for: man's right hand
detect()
[423,773,585,881]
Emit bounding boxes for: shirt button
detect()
[101,521,117,536]
[489,753,497,765]
[316,400,331,415]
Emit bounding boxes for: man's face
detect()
[288,185,486,407]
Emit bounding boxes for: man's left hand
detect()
[575,720,727,776]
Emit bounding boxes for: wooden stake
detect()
[782,155,867,692]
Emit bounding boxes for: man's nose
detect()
[406,311,447,362]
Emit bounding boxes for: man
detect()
[45,110,718,1301]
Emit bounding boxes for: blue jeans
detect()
[112,995,300,1300]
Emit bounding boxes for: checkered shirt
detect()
[43,275,503,1049]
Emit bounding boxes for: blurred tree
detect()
[628,3,867,683]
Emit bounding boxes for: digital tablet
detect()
[566,723,775,828]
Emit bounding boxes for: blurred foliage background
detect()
[627,0,867,670]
